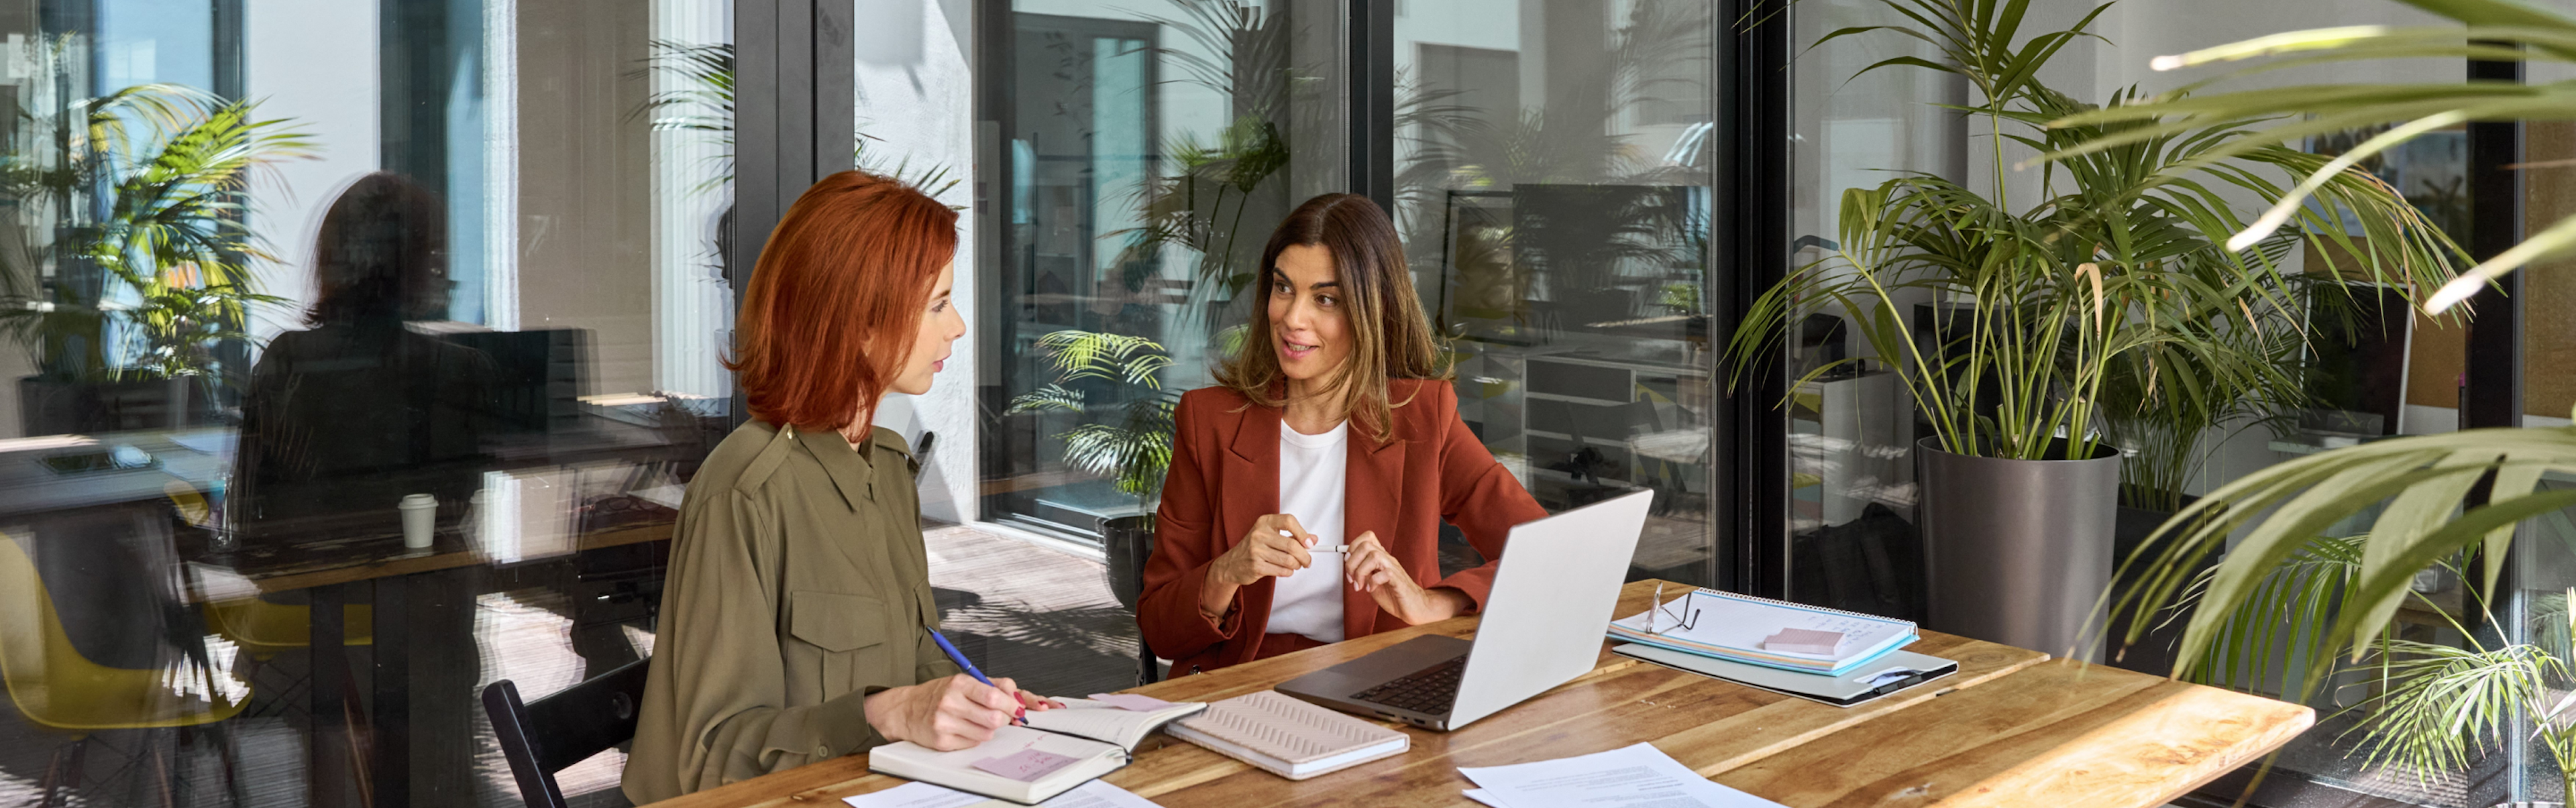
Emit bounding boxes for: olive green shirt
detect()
[623,420,962,803]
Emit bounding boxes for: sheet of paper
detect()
[1458,742,1785,808]
[1462,789,1510,808]
[1087,693,1180,712]
[960,781,1163,808]
[841,781,988,808]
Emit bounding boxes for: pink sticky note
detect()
[972,748,1077,782]
[1763,628,1846,655]
[1086,693,1179,712]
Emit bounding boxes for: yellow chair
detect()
[205,598,373,660]
[174,481,372,658]
[0,532,250,804]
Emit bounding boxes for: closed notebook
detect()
[867,724,1127,805]
[1165,690,1409,781]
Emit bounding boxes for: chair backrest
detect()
[482,658,650,808]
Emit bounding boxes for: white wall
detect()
[857,0,979,522]
[243,0,382,344]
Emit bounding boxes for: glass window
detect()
[977,0,1346,540]
[0,1,730,804]
[1778,1,2502,805]
[971,0,1348,696]
[1390,0,1723,586]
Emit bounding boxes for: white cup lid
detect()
[400,494,437,507]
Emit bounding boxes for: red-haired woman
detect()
[1138,194,1547,676]
[627,172,1057,802]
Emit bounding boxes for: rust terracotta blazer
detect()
[1138,379,1548,675]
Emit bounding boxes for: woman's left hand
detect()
[1343,531,1471,625]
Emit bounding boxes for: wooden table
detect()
[644,579,2312,808]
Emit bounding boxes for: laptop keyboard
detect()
[1351,655,1467,715]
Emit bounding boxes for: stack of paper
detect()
[1606,587,1917,675]
[1457,743,1786,808]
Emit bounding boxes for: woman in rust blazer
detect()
[1138,194,1547,675]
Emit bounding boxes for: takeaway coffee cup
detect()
[399,494,437,549]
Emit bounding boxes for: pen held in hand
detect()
[926,627,1025,725]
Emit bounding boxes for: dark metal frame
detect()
[733,0,857,423]
[2463,49,2532,808]
[1726,0,1794,597]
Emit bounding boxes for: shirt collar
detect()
[784,423,915,510]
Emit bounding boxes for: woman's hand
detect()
[862,674,1060,750]
[1344,531,1470,625]
[1199,514,1320,618]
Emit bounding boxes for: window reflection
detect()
[1393,0,1720,585]
[0,1,727,805]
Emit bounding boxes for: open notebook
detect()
[868,697,1207,804]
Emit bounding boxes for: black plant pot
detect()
[1100,514,1156,612]
[2104,504,2207,677]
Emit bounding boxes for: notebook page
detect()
[1611,590,1910,662]
[898,724,1119,773]
[1022,698,1199,748]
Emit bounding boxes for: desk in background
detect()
[646,579,2312,808]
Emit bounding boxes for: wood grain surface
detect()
[639,579,2308,808]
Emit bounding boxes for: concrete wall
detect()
[858,0,979,523]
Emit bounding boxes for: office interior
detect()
[0,0,2567,805]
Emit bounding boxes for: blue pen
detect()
[927,627,1024,724]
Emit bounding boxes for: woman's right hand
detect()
[861,673,1023,750]
[1200,514,1318,618]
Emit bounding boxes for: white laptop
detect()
[1273,489,1653,731]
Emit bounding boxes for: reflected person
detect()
[625,172,1060,802]
[234,170,494,543]
[228,170,495,803]
[1138,194,1548,675]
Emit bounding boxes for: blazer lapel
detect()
[1222,403,1283,662]
[1342,424,1405,640]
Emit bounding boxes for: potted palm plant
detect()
[1729,0,2460,656]
[0,76,315,434]
[1006,330,1180,610]
[2048,2,2576,801]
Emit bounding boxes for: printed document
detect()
[1456,742,1785,807]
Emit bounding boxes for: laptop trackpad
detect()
[1279,634,1472,699]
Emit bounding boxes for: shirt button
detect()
[815,745,832,758]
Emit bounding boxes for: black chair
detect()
[483,658,650,808]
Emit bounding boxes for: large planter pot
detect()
[1100,514,1157,612]
[1917,437,2119,660]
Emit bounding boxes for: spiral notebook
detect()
[1606,587,1917,675]
[1164,691,1409,781]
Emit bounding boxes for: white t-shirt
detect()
[1267,420,1348,643]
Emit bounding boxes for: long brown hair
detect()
[1215,193,1447,443]
[729,170,958,431]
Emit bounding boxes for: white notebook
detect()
[1165,691,1409,781]
[867,724,1129,805]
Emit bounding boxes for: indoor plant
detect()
[0,76,315,432]
[2043,1,2576,800]
[1729,0,2459,654]
[1006,329,1180,609]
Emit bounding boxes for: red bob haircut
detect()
[729,170,958,431]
